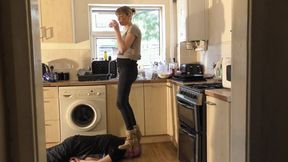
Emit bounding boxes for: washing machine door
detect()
[66,100,101,131]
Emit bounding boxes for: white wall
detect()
[231,0,247,161]
[199,0,232,75]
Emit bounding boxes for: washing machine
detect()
[59,86,106,141]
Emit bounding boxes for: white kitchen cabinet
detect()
[167,83,180,147]
[106,83,145,137]
[107,82,169,137]
[208,0,232,44]
[39,0,73,42]
[177,0,208,42]
[206,95,230,162]
[144,83,167,135]
[43,87,60,147]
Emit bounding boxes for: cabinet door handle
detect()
[44,100,50,103]
[40,26,46,39]
[206,101,216,106]
[63,94,71,98]
[45,27,53,39]
[45,124,52,126]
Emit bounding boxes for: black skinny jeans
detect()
[116,58,138,130]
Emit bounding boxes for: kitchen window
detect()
[89,6,164,67]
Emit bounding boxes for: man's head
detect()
[124,145,142,158]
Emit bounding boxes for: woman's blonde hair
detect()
[115,6,136,16]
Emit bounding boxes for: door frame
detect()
[0,0,46,161]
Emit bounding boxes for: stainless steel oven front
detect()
[177,95,201,132]
[177,95,203,162]
[179,120,200,162]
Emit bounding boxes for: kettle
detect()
[42,63,58,82]
[213,59,222,79]
[42,63,50,75]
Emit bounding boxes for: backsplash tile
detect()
[41,49,90,80]
[199,41,231,75]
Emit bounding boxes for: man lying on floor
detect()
[46,134,141,162]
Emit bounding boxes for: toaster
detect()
[180,63,204,75]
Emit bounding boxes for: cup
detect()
[63,72,70,80]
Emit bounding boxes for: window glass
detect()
[90,6,164,67]
[94,38,118,60]
[91,10,118,32]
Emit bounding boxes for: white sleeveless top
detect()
[117,24,141,61]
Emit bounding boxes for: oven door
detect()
[179,123,199,162]
[177,97,200,132]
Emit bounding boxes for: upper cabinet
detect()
[177,0,208,42]
[208,0,232,44]
[39,0,73,42]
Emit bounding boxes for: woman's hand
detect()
[109,20,119,31]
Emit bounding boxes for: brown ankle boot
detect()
[133,125,142,143]
[118,129,139,150]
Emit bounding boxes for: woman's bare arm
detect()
[109,20,136,54]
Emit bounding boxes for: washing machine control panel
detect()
[78,90,102,97]
[59,86,106,100]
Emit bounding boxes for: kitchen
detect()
[1,0,288,162]
[40,0,231,161]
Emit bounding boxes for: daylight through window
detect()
[90,6,164,67]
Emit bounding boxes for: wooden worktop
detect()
[205,88,231,102]
[43,77,224,88]
[42,78,168,87]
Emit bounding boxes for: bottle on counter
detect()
[103,51,108,61]
[169,58,178,76]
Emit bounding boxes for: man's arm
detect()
[83,155,112,162]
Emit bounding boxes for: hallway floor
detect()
[122,142,179,162]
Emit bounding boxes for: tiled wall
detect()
[199,0,232,75]
[199,41,231,74]
[41,41,91,81]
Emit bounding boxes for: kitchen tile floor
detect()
[122,142,179,162]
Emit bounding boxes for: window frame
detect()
[88,4,165,66]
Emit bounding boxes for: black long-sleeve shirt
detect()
[46,134,126,162]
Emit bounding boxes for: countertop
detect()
[43,78,223,87]
[42,78,168,87]
[205,88,231,102]
[168,78,222,86]
[43,78,231,102]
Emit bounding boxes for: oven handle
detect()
[178,100,195,109]
[180,128,196,138]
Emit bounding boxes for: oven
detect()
[177,92,204,162]
[177,96,201,132]
[176,82,222,162]
[179,120,201,162]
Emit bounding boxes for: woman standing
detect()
[109,6,142,150]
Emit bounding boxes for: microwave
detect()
[222,57,231,88]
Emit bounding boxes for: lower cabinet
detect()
[170,83,180,146]
[43,87,60,147]
[144,83,168,135]
[206,96,230,162]
[107,83,145,137]
[107,82,169,137]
